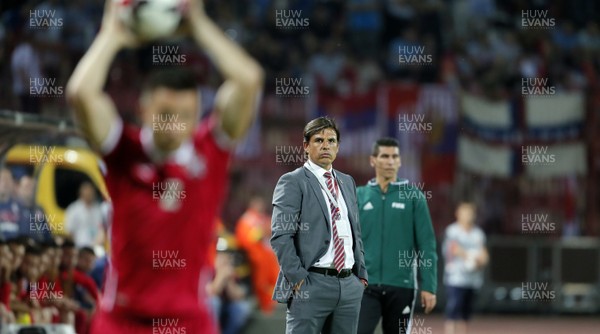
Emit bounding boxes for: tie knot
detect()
[323,171,332,179]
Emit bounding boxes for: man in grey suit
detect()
[271,116,368,334]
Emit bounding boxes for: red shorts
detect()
[91,310,216,334]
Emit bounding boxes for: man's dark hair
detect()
[303,117,340,143]
[41,238,59,249]
[25,244,43,256]
[8,236,33,247]
[62,239,76,249]
[372,137,400,157]
[142,68,197,93]
[78,246,96,257]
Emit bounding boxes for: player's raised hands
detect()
[100,0,140,49]
[180,0,206,29]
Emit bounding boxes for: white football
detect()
[115,0,184,41]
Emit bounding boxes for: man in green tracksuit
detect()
[357,137,437,334]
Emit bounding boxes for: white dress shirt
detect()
[304,159,355,270]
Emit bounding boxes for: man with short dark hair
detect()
[271,116,368,334]
[76,247,97,275]
[74,246,99,327]
[357,137,437,334]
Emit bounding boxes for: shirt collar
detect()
[367,178,409,186]
[304,159,334,180]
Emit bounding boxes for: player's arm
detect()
[186,1,264,141]
[66,0,138,150]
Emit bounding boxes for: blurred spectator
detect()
[12,241,49,324]
[37,238,74,325]
[32,0,67,78]
[310,3,336,40]
[65,182,105,255]
[443,202,489,334]
[0,168,20,240]
[8,237,27,278]
[354,54,383,94]
[346,0,383,57]
[490,31,521,64]
[16,174,52,242]
[75,247,96,277]
[551,21,579,52]
[3,238,24,322]
[0,238,15,324]
[89,255,107,291]
[387,26,419,76]
[308,39,346,90]
[208,251,251,334]
[10,32,43,114]
[578,22,600,52]
[383,0,417,43]
[59,240,99,334]
[64,2,96,64]
[235,195,279,313]
[74,246,98,326]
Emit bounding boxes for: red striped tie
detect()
[324,172,345,272]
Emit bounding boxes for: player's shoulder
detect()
[101,118,143,158]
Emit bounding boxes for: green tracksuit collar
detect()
[366,178,409,190]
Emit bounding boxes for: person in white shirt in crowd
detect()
[443,201,489,334]
[65,182,105,256]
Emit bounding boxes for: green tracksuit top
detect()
[357,178,437,293]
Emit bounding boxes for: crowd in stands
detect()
[1,1,597,115]
[0,234,101,333]
[0,167,105,332]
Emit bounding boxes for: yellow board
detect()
[4,144,109,236]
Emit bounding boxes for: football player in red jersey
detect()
[66,0,264,333]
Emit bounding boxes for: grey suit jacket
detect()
[270,165,368,302]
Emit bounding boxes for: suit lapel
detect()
[336,172,354,227]
[336,171,360,255]
[303,167,331,233]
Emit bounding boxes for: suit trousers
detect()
[285,271,365,334]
